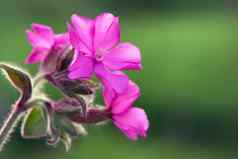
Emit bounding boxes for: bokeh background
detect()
[0,0,237,159]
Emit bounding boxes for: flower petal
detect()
[25,47,49,64]
[94,13,120,50]
[54,33,69,50]
[113,107,149,140]
[68,52,94,80]
[111,81,140,114]
[95,63,129,94]
[32,23,54,43]
[27,23,54,48]
[101,79,116,109]
[114,121,138,140]
[69,14,94,56]
[103,43,142,70]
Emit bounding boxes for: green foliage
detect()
[0,63,32,103]
[52,113,87,152]
[21,105,49,139]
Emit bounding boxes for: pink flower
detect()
[105,80,149,140]
[25,23,69,64]
[68,13,142,93]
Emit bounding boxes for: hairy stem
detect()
[0,106,23,151]
[33,74,45,88]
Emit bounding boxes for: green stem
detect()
[0,106,23,151]
[33,74,45,88]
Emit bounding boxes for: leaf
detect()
[60,117,85,138]
[47,133,60,146]
[61,132,72,152]
[0,63,32,102]
[59,122,87,152]
[71,122,87,136]
[54,114,84,137]
[50,113,87,152]
[21,105,49,139]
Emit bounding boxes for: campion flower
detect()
[104,80,149,140]
[68,13,142,94]
[25,23,69,65]
[0,13,149,152]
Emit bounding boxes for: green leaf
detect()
[50,114,87,151]
[60,132,72,152]
[0,63,32,102]
[21,105,49,139]
[60,117,83,137]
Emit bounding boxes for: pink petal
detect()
[69,14,94,56]
[26,23,54,48]
[68,24,92,57]
[114,121,138,140]
[68,51,94,80]
[95,63,129,94]
[54,33,69,50]
[102,80,116,109]
[113,107,149,140]
[25,47,50,64]
[111,81,140,114]
[94,13,120,50]
[103,43,142,70]
[32,23,54,43]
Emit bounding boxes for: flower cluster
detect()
[0,12,149,151]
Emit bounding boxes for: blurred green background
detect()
[0,0,238,159]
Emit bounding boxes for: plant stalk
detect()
[0,106,23,151]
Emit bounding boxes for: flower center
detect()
[95,48,105,61]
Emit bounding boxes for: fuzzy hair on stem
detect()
[0,105,24,151]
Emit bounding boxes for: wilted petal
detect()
[25,47,49,64]
[68,52,94,79]
[95,63,129,94]
[103,43,142,70]
[41,51,62,74]
[94,13,120,50]
[113,107,149,140]
[70,14,94,56]
[111,81,140,114]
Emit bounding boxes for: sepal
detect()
[21,104,49,139]
[0,63,32,105]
